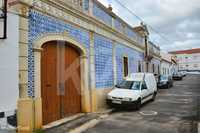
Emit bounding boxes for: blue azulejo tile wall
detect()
[114,19,123,33]
[93,1,112,27]
[94,34,114,88]
[28,10,90,97]
[115,44,144,83]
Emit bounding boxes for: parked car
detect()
[157,75,173,89]
[186,71,200,75]
[180,71,187,77]
[106,73,157,110]
[173,72,183,80]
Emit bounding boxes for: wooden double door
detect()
[41,41,81,125]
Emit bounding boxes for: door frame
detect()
[32,32,91,126]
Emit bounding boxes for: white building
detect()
[170,48,200,72]
[160,53,174,76]
[0,11,19,129]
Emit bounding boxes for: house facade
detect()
[0,0,160,132]
[160,53,173,76]
[170,48,200,72]
[0,12,19,129]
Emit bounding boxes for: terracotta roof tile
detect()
[169,48,200,54]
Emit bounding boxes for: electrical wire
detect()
[113,0,173,45]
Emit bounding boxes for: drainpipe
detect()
[144,34,148,72]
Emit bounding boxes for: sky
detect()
[98,0,200,52]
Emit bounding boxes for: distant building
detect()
[160,53,178,76]
[160,53,172,75]
[170,48,200,72]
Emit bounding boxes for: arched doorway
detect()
[41,41,81,125]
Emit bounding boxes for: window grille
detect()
[0,0,7,39]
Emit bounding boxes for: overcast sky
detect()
[98,0,200,52]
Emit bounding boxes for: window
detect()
[0,0,7,39]
[141,82,147,90]
[152,64,155,73]
[131,81,141,90]
[83,0,89,11]
[193,55,198,59]
[115,80,141,90]
[194,64,198,68]
[115,80,133,89]
[160,75,168,81]
[123,56,129,77]
[138,61,141,72]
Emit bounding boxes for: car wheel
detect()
[136,98,141,110]
[171,83,173,87]
[167,84,170,88]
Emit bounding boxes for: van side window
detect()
[141,82,147,90]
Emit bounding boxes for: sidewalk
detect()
[43,109,112,133]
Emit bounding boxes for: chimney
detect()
[108,4,113,11]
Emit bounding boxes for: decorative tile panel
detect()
[114,19,123,33]
[94,34,114,88]
[83,0,89,11]
[93,2,112,26]
[125,26,144,45]
[28,10,90,97]
[115,44,144,83]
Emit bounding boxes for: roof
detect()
[169,48,200,54]
[161,52,172,63]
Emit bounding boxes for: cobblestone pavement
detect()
[84,75,200,133]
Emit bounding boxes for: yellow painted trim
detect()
[17,98,34,133]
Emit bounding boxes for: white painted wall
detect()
[160,53,174,76]
[161,61,172,76]
[0,12,19,114]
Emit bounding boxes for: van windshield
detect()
[116,80,141,90]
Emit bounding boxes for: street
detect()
[84,75,200,133]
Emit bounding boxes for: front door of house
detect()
[41,41,81,125]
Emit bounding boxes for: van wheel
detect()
[136,99,141,110]
[152,92,157,101]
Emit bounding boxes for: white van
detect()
[107,73,157,109]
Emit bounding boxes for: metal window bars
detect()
[0,0,7,39]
